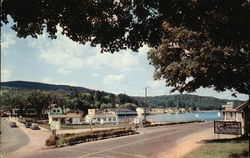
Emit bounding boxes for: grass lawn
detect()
[184,136,249,158]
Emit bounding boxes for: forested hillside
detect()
[134,95,244,110]
[0,86,138,117]
[0,81,90,91]
[1,81,244,114]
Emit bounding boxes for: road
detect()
[20,121,213,158]
[0,118,29,156]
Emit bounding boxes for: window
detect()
[108,118,112,121]
[113,118,116,121]
[57,110,60,113]
[97,118,101,121]
[103,118,106,121]
[53,109,56,113]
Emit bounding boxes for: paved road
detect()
[0,118,29,156]
[22,121,213,158]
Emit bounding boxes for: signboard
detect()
[214,121,242,135]
[100,119,104,125]
[50,120,61,130]
[134,118,140,124]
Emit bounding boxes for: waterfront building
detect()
[109,108,137,116]
[85,109,118,124]
[222,100,249,135]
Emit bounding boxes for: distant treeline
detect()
[0,81,244,113]
[133,95,244,110]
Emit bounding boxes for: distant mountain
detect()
[133,94,244,110]
[0,81,90,92]
[1,81,245,110]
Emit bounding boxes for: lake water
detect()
[118,111,223,122]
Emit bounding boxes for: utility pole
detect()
[144,87,149,121]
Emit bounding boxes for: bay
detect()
[118,111,223,122]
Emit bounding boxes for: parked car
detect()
[30,123,40,130]
[142,119,151,125]
[25,121,32,128]
[10,122,17,128]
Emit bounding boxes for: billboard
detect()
[214,121,242,135]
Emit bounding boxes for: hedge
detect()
[46,128,137,146]
[143,120,204,127]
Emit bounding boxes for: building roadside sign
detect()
[50,120,61,130]
[214,121,242,135]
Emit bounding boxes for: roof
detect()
[66,113,80,115]
[223,100,249,112]
[235,100,249,111]
[48,104,58,109]
[49,114,81,118]
[86,113,118,118]
[223,109,237,112]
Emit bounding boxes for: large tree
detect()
[1,0,249,95]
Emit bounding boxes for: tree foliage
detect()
[0,86,138,117]
[1,0,249,94]
[148,22,249,95]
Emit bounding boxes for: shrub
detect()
[61,129,136,146]
[46,135,59,146]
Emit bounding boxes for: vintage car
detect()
[10,122,18,128]
[30,123,40,130]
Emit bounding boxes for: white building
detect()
[48,114,82,125]
[222,101,249,135]
[109,108,137,116]
[48,104,82,125]
[84,109,118,124]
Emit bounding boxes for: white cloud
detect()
[138,45,150,57]
[1,69,11,81]
[91,73,99,77]
[27,28,140,72]
[2,33,16,49]
[103,74,125,85]
[57,68,72,75]
[42,76,51,83]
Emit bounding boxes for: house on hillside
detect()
[222,100,249,135]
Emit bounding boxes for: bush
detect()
[46,135,59,146]
[61,129,136,146]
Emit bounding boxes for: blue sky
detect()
[1,19,248,101]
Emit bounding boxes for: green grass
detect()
[184,136,249,158]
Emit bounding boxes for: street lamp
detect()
[144,87,149,121]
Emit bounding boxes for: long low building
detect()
[109,108,137,116]
[85,113,118,124]
[84,109,118,124]
[49,114,82,125]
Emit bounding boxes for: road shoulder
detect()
[156,125,236,158]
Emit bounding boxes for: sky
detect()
[1,19,248,101]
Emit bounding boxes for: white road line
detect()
[109,150,147,158]
[76,128,192,158]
